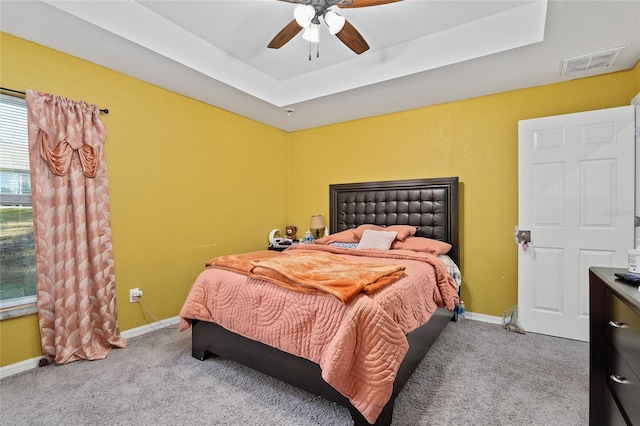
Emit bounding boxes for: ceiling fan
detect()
[268,0,404,55]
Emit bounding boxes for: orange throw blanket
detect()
[206,250,406,304]
[205,250,281,273]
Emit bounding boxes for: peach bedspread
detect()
[179,244,459,424]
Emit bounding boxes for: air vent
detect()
[560,46,625,77]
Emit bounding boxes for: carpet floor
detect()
[0,319,589,425]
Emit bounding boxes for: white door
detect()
[518,106,635,341]
[636,105,640,248]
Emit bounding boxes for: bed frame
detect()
[191,177,460,426]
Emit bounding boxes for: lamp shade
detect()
[302,23,320,43]
[309,215,325,229]
[294,5,315,27]
[324,10,345,35]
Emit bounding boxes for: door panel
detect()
[533,162,563,225]
[518,106,635,341]
[532,248,562,313]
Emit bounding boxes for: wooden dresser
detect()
[589,267,640,425]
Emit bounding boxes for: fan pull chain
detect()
[308,41,320,60]
[307,31,320,61]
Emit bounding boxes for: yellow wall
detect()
[0,33,289,366]
[288,68,637,318]
[1,32,638,367]
[633,60,640,96]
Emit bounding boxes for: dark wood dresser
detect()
[589,267,640,425]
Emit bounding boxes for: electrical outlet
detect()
[129,288,143,303]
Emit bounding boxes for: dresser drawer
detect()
[604,385,628,426]
[606,289,640,378]
[606,343,640,424]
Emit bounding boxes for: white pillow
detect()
[356,229,397,250]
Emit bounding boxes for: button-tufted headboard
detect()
[329,177,459,265]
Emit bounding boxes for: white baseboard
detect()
[465,311,503,324]
[121,316,180,339]
[0,357,42,380]
[0,316,180,380]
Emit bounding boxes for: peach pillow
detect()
[314,229,358,245]
[391,236,452,255]
[353,224,416,241]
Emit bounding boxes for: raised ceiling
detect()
[1,0,639,131]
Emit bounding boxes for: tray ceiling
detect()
[1,0,639,131]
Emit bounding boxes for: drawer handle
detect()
[609,374,629,384]
[608,320,627,328]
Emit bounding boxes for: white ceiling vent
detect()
[560,46,625,77]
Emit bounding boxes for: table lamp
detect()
[309,215,325,240]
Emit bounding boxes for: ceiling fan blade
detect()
[337,0,403,8]
[268,19,303,49]
[335,20,369,54]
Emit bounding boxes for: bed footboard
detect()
[191,307,452,426]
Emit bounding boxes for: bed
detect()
[179,177,460,426]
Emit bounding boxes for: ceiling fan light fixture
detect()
[294,5,315,27]
[302,23,320,43]
[324,10,345,35]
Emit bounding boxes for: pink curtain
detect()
[25,90,127,364]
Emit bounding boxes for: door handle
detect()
[608,320,628,329]
[516,230,531,244]
[609,374,629,384]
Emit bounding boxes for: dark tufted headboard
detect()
[329,177,459,265]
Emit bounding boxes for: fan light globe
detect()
[294,5,315,27]
[302,23,320,43]
[324,10,345,35]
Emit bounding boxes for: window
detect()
[0,93,36,314]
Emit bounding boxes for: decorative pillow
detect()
[353,224,416,241]
[356,229,398,250]
[314,229,358,245]
[391,236,452,255]
[329,242,359,249]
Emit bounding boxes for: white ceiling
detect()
[1,0,639,131]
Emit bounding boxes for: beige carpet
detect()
[0,319,588,425]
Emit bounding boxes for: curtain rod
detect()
[0,87,109,114]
